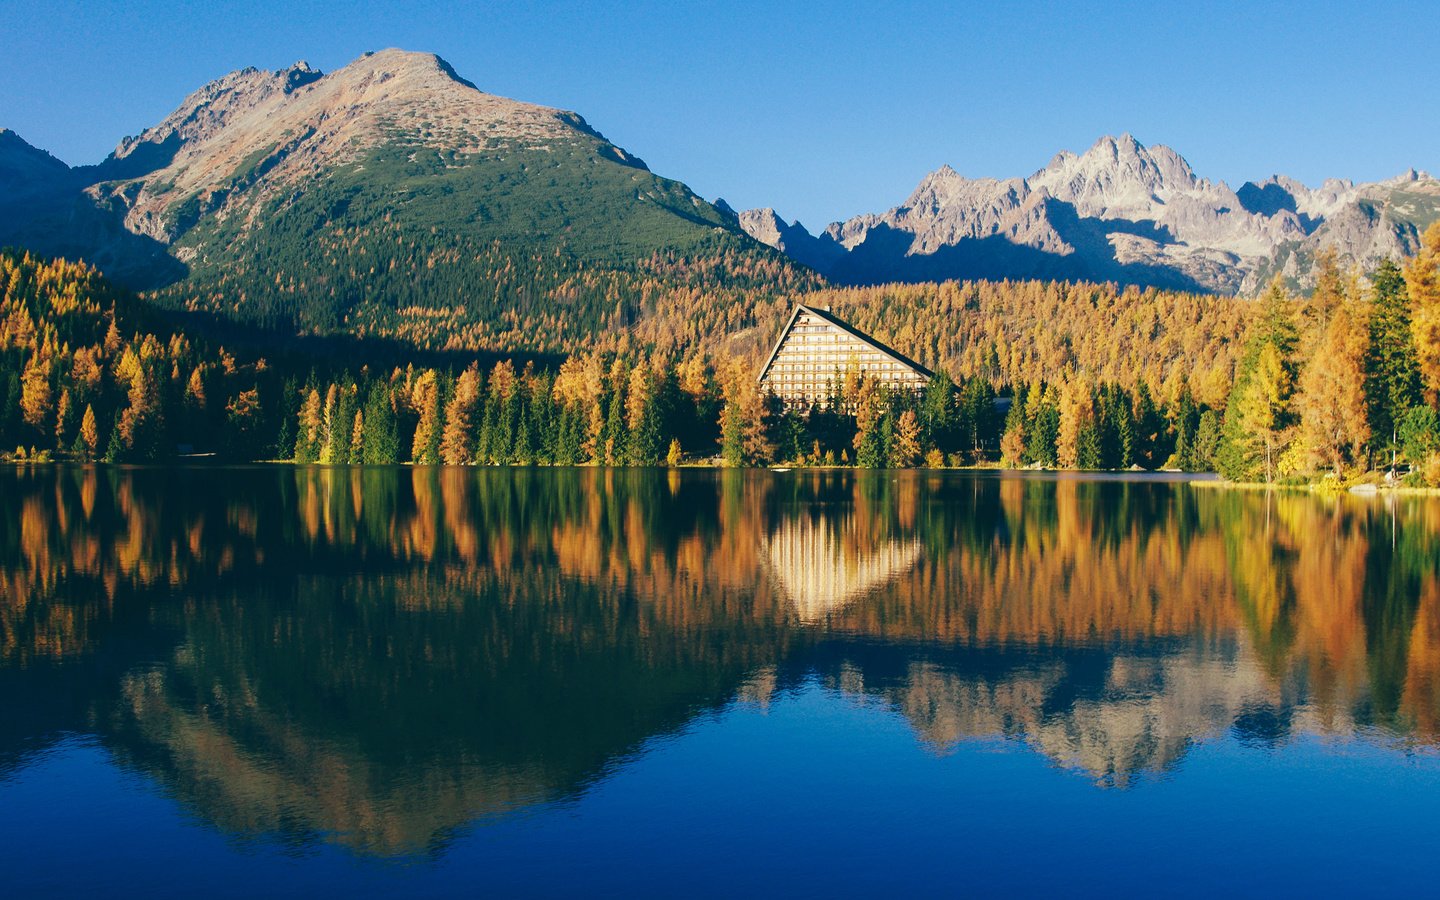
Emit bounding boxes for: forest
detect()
[2,220,1440,485]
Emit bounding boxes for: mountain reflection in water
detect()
[3,466,1439,857]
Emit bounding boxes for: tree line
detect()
[4,222,1440,484]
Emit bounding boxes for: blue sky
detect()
[1,0,1435,228]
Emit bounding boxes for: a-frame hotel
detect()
[758,304,933,407]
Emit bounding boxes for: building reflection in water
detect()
[764,510,922,623]
[2,466,1439,851]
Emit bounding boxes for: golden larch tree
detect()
[1296,299,1371,474]
[1406,221,1440,402]
[440,364,481,465]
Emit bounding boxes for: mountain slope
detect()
[1,50,811,351]
[741,134,1438,295]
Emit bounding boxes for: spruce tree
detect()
[1365,259,1423,461]
[361,383,399,464]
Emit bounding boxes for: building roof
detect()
[757,304,936,384]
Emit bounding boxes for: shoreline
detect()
[6,457,1439,494]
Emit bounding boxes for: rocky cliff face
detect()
[742,134,1439,295]
[736,207,844,274]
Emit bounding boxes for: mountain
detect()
[740,134,1440,294]
[0,128,72,199]
[734,207,845,274]
[0,50,809,349]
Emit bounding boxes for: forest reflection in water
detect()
[3,465,1439,857]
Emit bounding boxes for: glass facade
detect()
[759,308,930,406]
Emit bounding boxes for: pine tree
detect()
[327,383,357,465]
[922,371,956,453]
[185,365,207,412]
[1026,392,1061,467]
[1366,259,1423,461]
[1398,406,1440,463]
[54,387,72,447]
[1218,278,1299,481]
[1131,382,1168,469]
[361,383,399,464]
[603,382,627,465]
[1194,410,1222,471]
[318,383,340,463]
[720,396,745,467]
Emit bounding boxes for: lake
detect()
[2,466,1439,897]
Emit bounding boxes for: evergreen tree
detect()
[1398,406,1440,464]
[720,396,745,467]
[1366,259,1423,460]
[1218,279,1299,482]
[1131,382,1169,469]
[1194,410,1222,471]
[361,383,400,464]
[1229,343,1293,483]
[1026,396,1061,467]
[603,382,627,465]
[922,371,957,452]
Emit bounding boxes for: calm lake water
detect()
[3,466,1439,897]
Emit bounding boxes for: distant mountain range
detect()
[2,49,1437,342]
[735,134,1440,294]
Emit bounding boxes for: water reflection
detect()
[2,466,1439,851]
[764,512,922,623]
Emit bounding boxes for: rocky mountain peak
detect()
[1028,133,1203,220]
[281,60,322,93]
[747,133,1438,296]
[77,48,627,244]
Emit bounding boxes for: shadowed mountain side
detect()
[823,212,1212,294]
[0,191,187,289]
[0,129,187,288]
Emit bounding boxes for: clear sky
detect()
[1,0,1436,229]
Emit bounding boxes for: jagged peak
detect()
[1091,132,1141,153]
[280,60,322,93]
[1030,132,1200,200]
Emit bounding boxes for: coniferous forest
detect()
[4,220,1440,485]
